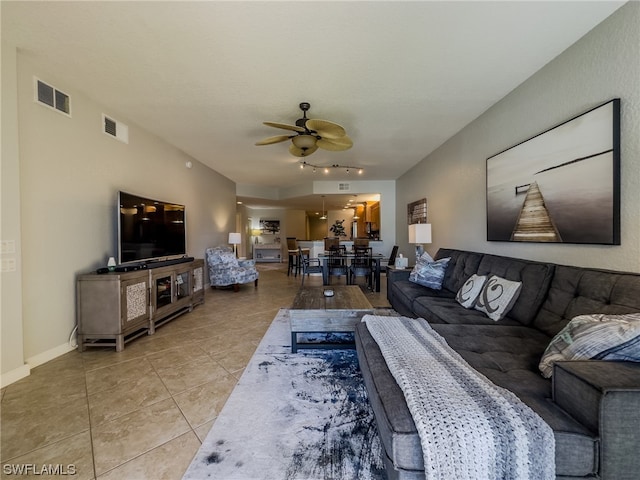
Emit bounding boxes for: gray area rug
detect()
[183,309,386,480]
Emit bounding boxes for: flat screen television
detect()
[118,191,187,264]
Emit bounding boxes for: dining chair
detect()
[324,237,340,252]
[354,238,370,249]
[385,245,399,274]
[327,245,348,284]
[349,246,373,289]
[298,247,323,286]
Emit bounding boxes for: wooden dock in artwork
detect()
[511,182,562,242]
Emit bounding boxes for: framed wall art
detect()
[407,198,427,225]
[486,98,620,244]
[259,219,280,234]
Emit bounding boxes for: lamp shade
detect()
[408,224,432,244]
[228,232,241,245]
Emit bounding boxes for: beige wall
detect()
[396,2,640,272]
[1,50,237,384]
[284,210,307,242]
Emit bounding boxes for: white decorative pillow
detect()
[408,252,451,290]
[455,274,487,309]
[539,313,640,378]
[474,275,522,321]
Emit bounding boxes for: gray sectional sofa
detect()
[355,248,640,480]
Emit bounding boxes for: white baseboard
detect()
[1,342,76,388]
[0,364,30,388]
[26,342,76,370]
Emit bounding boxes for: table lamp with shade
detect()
[251,229,262,244]
[408,223,432,262]
[228,232,241,257]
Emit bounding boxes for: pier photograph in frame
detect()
[486,98,620,244]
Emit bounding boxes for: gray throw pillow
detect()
[474,274,522,321]
[408,252,451,290]
[455,274,487,309]
[539,313,640,378]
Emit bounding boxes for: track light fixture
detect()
[299,161,363,175]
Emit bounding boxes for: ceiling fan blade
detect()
[263,121,306,133]
[289,143,318,157]
[317,135,353,151]
[305,119,346,139]
[255,135,292,146]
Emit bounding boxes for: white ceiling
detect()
[2,1,625,211]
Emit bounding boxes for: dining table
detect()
[317,251,386,292]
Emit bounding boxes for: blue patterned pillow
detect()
[539,313,640,378]
[409,253,451,290]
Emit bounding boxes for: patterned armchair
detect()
[206,246,259,292]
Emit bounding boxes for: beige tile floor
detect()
[1,263,389,479]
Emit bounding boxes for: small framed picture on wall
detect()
[407,198,427,225]
[259,220,280,234]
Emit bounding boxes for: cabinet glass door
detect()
[176,271,191,300]
[155,275,173,308]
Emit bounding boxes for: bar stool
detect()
[286,238,298,276]
[286,238,309,277]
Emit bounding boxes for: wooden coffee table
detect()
[290,285,374,353]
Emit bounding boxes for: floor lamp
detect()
[408,224,432,262]
[229,232,241,257]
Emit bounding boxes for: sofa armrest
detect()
[553,360,640,480]
[386,268,412,304]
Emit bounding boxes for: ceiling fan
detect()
[255,102,353,157]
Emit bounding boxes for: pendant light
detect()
[352,195,360,220]
[319,195,327,220]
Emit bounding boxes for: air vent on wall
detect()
[102,114,129,144]
[338,183,350,191]
[34,77,70,116]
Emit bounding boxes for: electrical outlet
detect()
[1,258,16,272]
[1,240,16,254]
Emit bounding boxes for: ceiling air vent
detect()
[102,114,129,144]
[338,183,350,191]
[34,77,70,116]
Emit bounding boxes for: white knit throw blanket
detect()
[363,315,555,480]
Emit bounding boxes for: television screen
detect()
[118,191,186,264]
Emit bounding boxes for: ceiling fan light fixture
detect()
[256,102,352,158]
[291,134,317,149]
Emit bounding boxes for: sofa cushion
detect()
[431,324,599,477]
[356,321,598,477]
[412,296,522,326]
[389,278,456,318]
[435,248,484,294]
[533,265,640,337]
[408,253,450,290]
[539,313,640,378]
[474,274,522,321]
[475,254,555,326]
[455,274,487,308]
